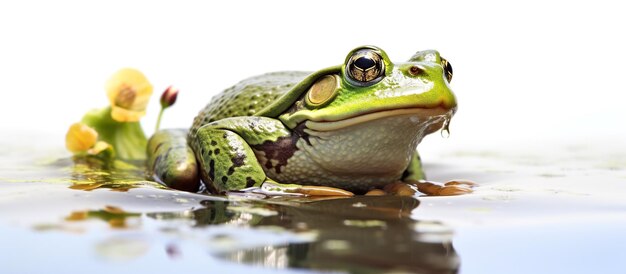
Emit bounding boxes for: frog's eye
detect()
[346,49,385,86]
[441,57,453,83]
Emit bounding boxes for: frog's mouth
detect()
[304,107,454,132]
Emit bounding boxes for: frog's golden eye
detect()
[441,57,453,83]
[346,49,385,86]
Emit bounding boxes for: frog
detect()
[147,46,457,195]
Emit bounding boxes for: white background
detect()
[1,0,625,148]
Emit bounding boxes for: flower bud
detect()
[160,86,179,109]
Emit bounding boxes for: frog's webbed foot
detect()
[411,179,477,196]
[229,178,354,198]
[372,151,477,196]
[365,180,477,196]
[365,182,417,196]
[259,179,354,197]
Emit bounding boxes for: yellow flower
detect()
[65,123,113,156]
[106,68,153,122]
[66,122,98,153]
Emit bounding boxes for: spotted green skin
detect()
[158,46,457,194]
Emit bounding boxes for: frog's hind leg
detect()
[190,117,296,194]
[191,126,265,193]
[148,129,201,192]
[190,117,356,196]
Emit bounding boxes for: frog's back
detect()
[190,71,310,137]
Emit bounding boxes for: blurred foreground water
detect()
[1,133,625,274]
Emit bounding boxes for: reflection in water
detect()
[150,196,460,273]
[44,156,460,272]
[65,205,141,229]
[65,156,165,191]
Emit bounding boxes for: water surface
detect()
[1,134,625,273]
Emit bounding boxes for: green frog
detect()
[147,46,457,195]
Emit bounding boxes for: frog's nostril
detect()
[408,66,423,76]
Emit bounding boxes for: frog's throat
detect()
[304,107,453,132]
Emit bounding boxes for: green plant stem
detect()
[155,107,165,132]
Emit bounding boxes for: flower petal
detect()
[106,68,153,122]
[87,141,113,155]
[66,122,98,153]
[110,106,146,122]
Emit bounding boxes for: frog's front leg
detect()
[396,151,476,196]
[366,152,426,196]
[190,116,291,194]
[403,151,426,182]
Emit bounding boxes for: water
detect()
[1,133,625,273]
